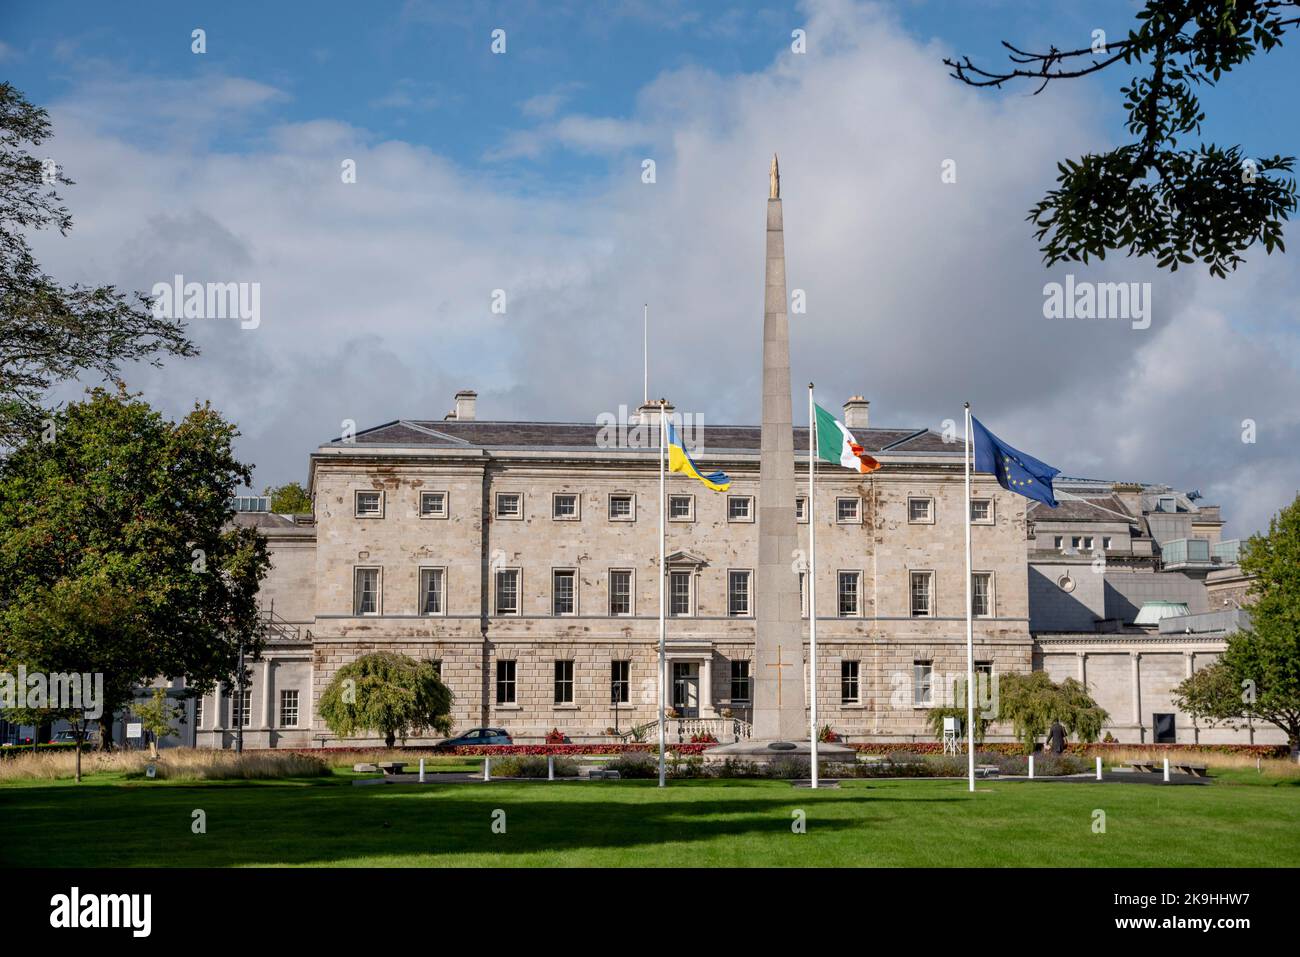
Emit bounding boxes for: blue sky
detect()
[3,0,1299,535]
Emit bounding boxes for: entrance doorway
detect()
[671,662,699,717]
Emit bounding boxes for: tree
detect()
[0,387,270,749]
[135,687,184,758]
[1174,493,1300,755]
[994,672,1109,753]
[318,652,453,748]
[263,481,311,514]
[0,84,194,447]
[945,1,1299,277]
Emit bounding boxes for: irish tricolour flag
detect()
[814,403,881,473]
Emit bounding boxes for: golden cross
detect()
[765,644,793,707]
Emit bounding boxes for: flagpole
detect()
[643,304,649,407]
[964,401,975,793]
[657,397,667,788]
[808,383,818,789]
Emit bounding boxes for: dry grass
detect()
[287,749,479,770]
[0,748,329,782]
[1101,747,1300,778]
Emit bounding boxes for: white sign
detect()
[126,722,143,739]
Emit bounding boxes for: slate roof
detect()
[1027,494,1137,524]
[324,419,952,454]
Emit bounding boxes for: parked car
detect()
[52,730,98,744]
[441,728,512,746]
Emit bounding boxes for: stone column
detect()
[753,162,806,742]
[1130,652,1142,742]
[1076,651,1087,685]
[700,655,714,717]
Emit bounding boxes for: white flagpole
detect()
[643,304,649,407]
[657,398,667,788]
[808,384,818,789]
[964,402,976,793]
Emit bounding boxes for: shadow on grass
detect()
[0,779,964,867]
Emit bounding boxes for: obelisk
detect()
[752,154,806,742]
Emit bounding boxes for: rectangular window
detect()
[611,660,630,704]
[669,495,693,520]
[554,660,574,704]
[970,499,991,523]
[971,572,992,617]
[836,497,860,523]
[495,569,520,616]
[496,660,516,704]
[1071,536,1082,549]
[609,569,633,616]
[1103,536,1113,549]
[279,689,299,727]
[910,571,933,617]
[495,492,521,518]
[907,497,933,523]
[1082,536,1094,550]
[837,571,860,617]
[730,660,751,702]
[354,567,379,615]
[799,571,807,618]
[913,661,933,707]
[1054,535,1064,549]
[194,697,203,728]
[552,493,579,519]
[355,490,383,517]
[841,661,860,704]
[727,496,753,522]
[552,569,576,616]
[796,496,808,522]
[727,570,751,617]
[608,494,634,520]
[669,570,692,617]
[419,567,445,615]
[419,490,447,518]
[231,688,252,728]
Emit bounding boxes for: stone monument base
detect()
[705,738,858,766]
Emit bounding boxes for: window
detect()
[841,661,860,704]
[495,660,516,704]
[354,567,380,615]
[913,661,933,707]
[669,570,692,617]
[552,493,579,520]
[796,496,808,522]
[1054,535,1064,549]
[552,569,576,616]
[1158,496,1177,513]
[727,496,753,522]
[970,499,992,523]
[837,571,860,617]
[799,571,808,618]
[354,490,383,517]
[609,569,633,616]
[279,689,299,727]
[1103,536,1113,549]
[1082,536,1094,551]
[1071,536,1083,549]
[495,492,522,518]
[836,497,860,523]
[907,497,933,523]
[611,661,630,704]
[419,490,447,518]
[728,570,751,617]
[910,571,933,617]
[419,567,445,616]
[730,660,751,702]
[971,572,992,617]
[554,660,574,704]
[231,688,252,728]
[431,660,442,678]
[669,495,693,521]
[194,697,203,728]
[495,569,520,616]
[975,661,993,677]
[609,494,634,520]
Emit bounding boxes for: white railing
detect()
[625,716,752,744]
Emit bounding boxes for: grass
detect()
[2,770,1298,867]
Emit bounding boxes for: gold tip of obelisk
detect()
[769,153,780,199]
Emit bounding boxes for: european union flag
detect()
[971,416,1059,508]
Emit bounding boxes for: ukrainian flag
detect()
[666,420,731,491]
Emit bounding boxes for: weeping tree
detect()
[318,652,453,749]
[994,672,1109,753]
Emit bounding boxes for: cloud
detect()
[26,0,1300,539]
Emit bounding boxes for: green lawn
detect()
[2,773,1298,867]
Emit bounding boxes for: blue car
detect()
[442,727,512,747]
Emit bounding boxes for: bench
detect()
[975,765,999,778]
[376,761,407,775]
[1127,761,1209,778]
[352,763,379,773]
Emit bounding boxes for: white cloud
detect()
[26,0,1300,538]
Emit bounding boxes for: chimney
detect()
[445,390,477,421]
[635,399,674,425]
[842,396,869,430]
